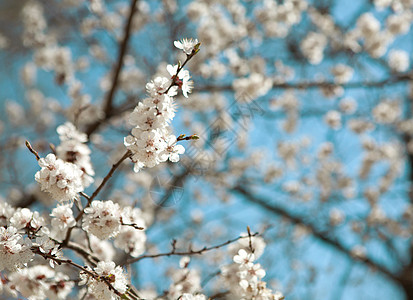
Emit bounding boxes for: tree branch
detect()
[103,0,138,115]
[124,232,259,265]
[232,185,399,282]
[85,0,139,137]
[62,150,132,246]
[197,73,413,93]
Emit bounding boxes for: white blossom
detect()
[339,97,357,114]
[79,261,128,300]
[180,294,207,300]
[233,248,255,267]
[0,199,15,227]
[166,258,202,299]
[0,226,33,271]
[373,100,401,124]
[357,13,380,36]
[56,122,95,188]
[174,38,199,55]
[10,208,46,234]
[167,64,194,98]
[233,73,273,102]
[8,266,55,299]
[50,205,76,237]
[331,64,353,84]
[386,13,412,35]
[114,207,146,257]
[222,243,283,300]
[146,76,172,97]
[228,235,267,262]
[324,110,342,130]
[82,200,122,240]
[35,153,84,203]
[300,32,327,64]
[159,135,185,163]
[34,235,62,268]
[124,51,195,172]
[388,49,409,72]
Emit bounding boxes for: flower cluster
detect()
[6,265,73,300]
[114,207,146,257]
[233,73,273,102]
[79,261,128,300]
[82,200,122,240]
[35,153,84,203]
[255,0,307,38]
[56,122,95,188]
[342,11,413,58]
[0,227,33,272]
[388,49,409,72]
[166,257,203,299]
[124,40,198,172]
[331,64,354,84]
[10,208,45,232]
[270,90,299,133]
[0,200,15,227]
[300,32,328,65]
[372,100,401,124]
[0,204,55,273]
[222,247,284,300]
[50,204,76,239]
[180,293,207,300]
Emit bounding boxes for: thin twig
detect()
[33,247,126,298]
[64,241,100,266]
[165,51,198,94]
[62,150,132,246]
[79,191,90,201]
[232,185,399,282]
[88,150,132,203]
[125,232,259,265]
[197,73,413,92]
[177,134,199,141]
[121,222,145,230]
[25,140,40,161]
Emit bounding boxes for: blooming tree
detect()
[1,0,413,299]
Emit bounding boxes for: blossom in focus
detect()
[233,248,255,267]
[159,135,185,163]
[50,205,76,239]
[167,64,194,98]
[82,200,122,240]
[35,153,84,203]
[174,38,199,55]
[10,208,45,232]
[124,40,199,172]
